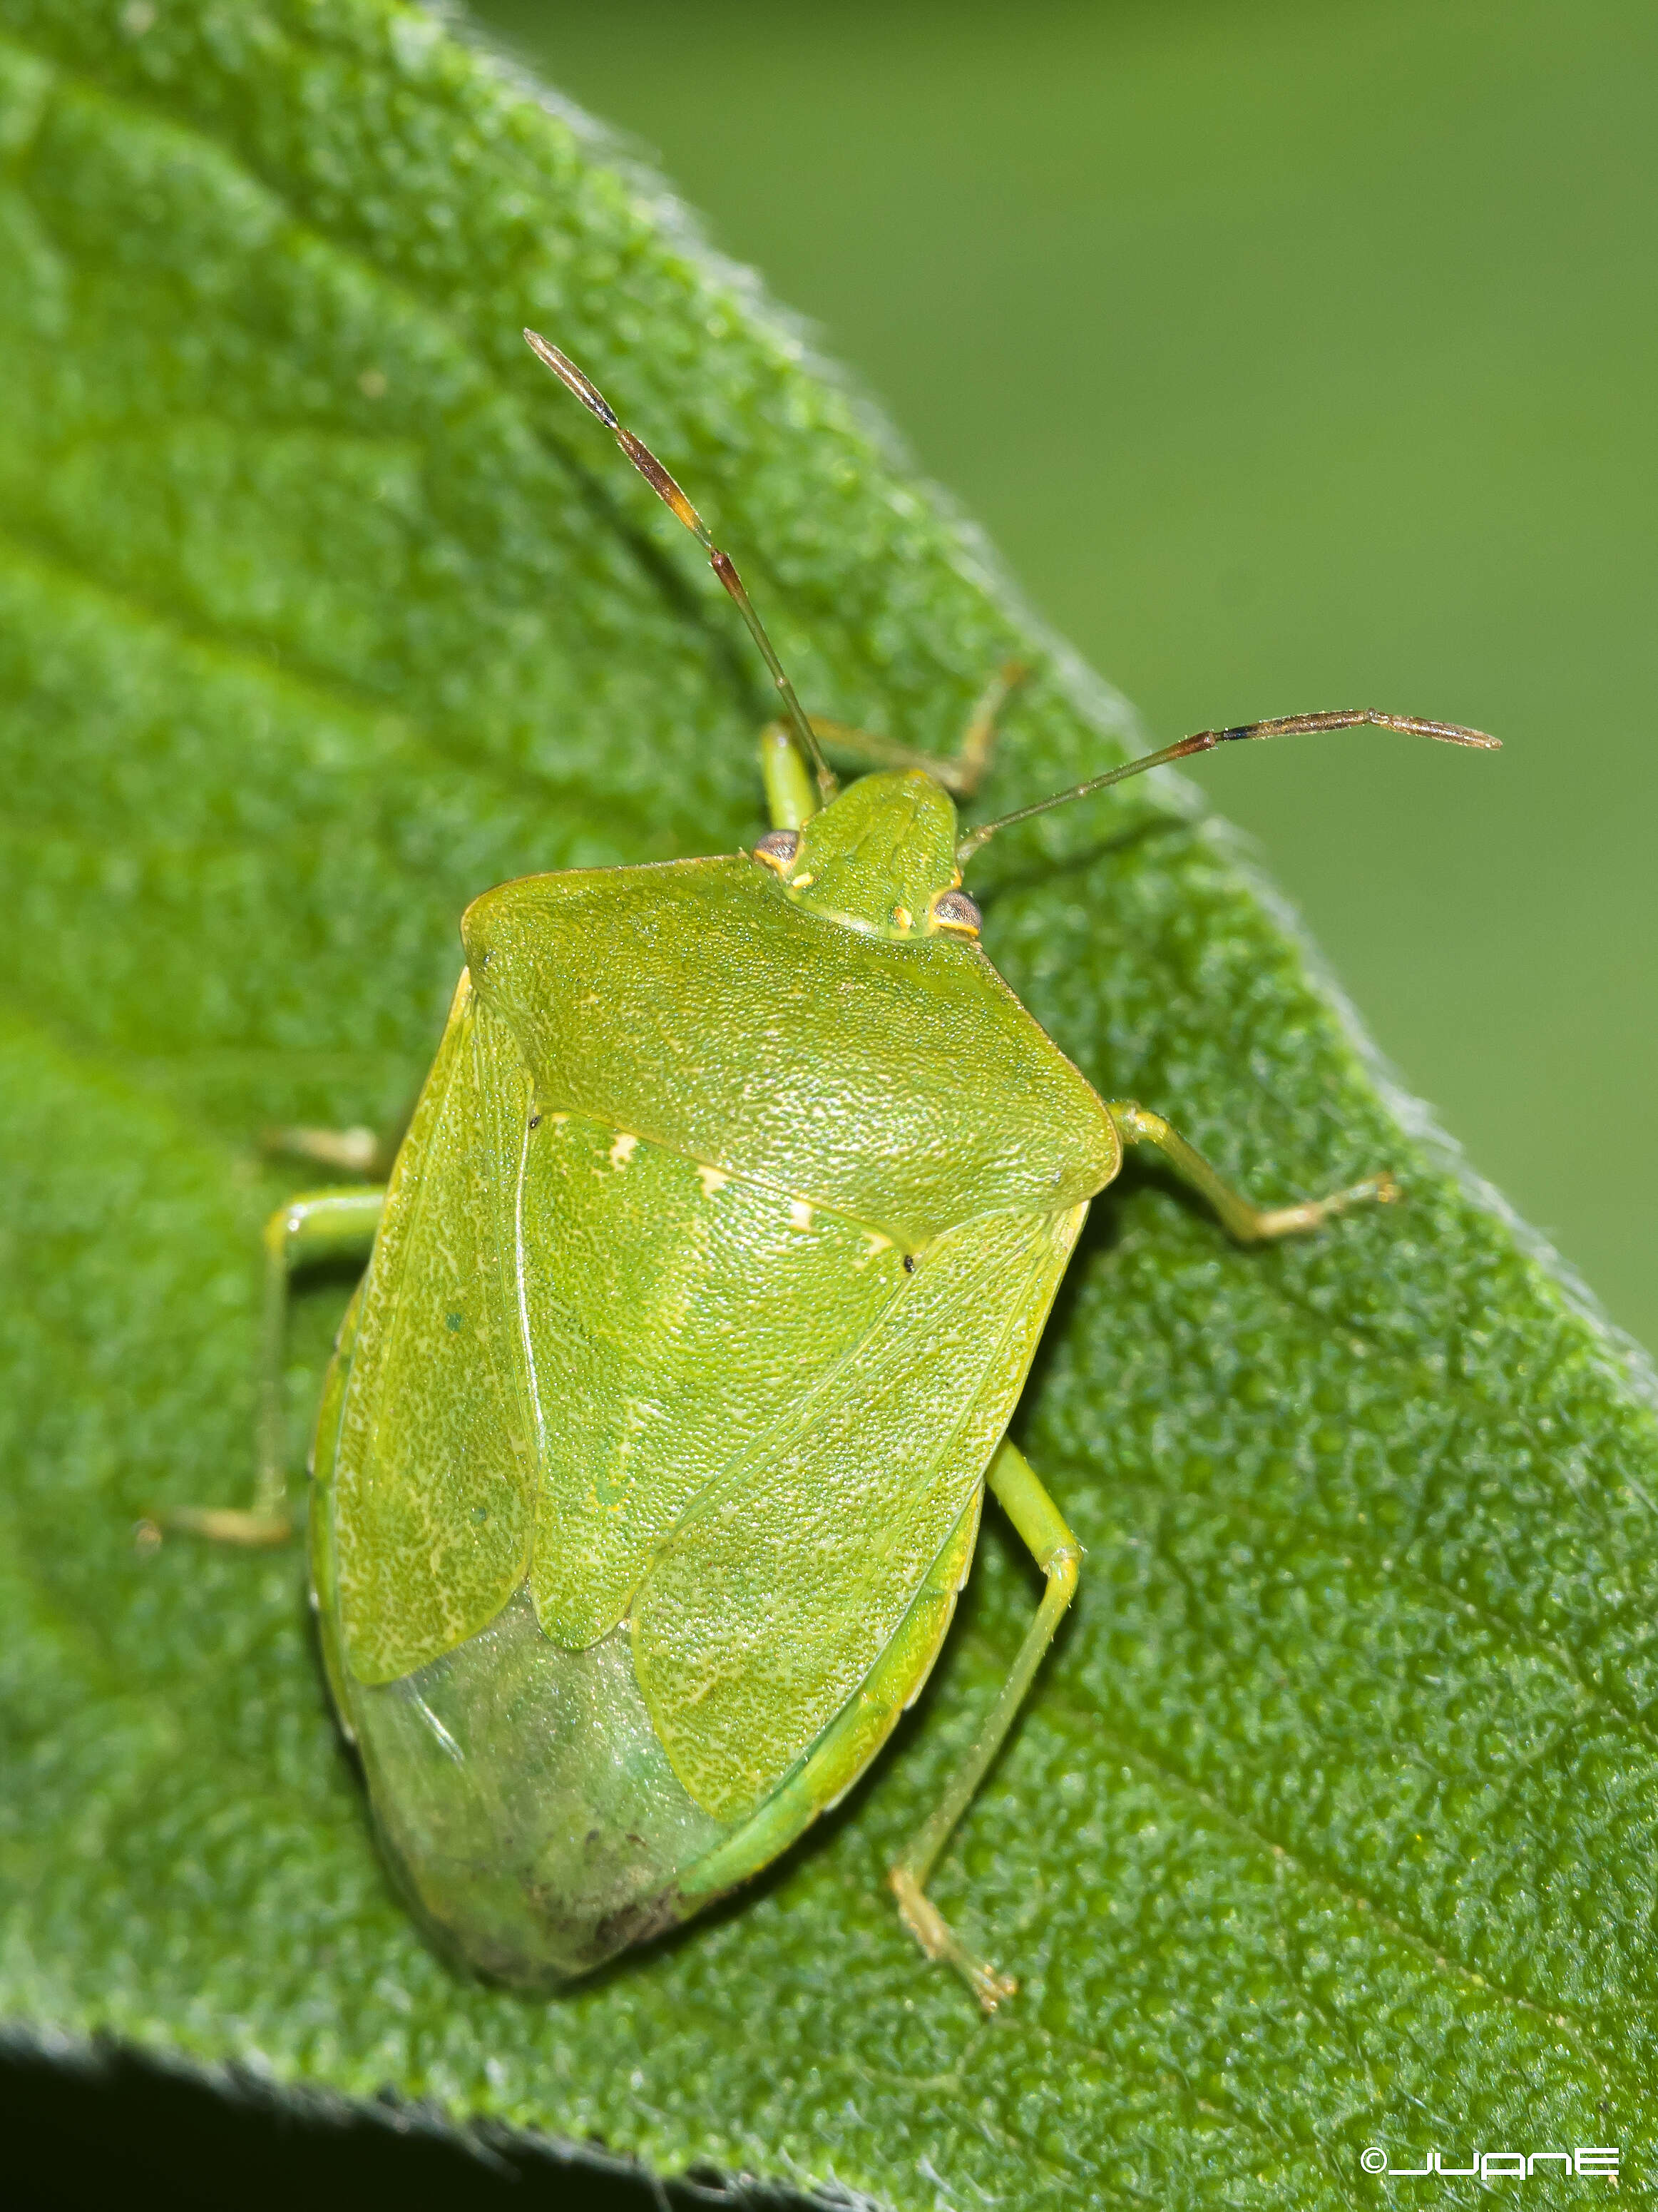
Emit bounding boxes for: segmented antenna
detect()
[956,709,1500,862]
[525,330,837,807]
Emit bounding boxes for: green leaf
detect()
[2,3,1655,2205]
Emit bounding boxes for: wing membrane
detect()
[631,1201,1085,1820]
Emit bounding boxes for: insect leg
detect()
[938,660,1028,797]
[759,720,819,831]
[889,1436,1080,2012]
[1105,1100,1398,1240]
[260,1123,393,1176]
[160,1188,385,1546]
[775,658,1029,803]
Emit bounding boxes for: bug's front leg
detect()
[757,661,1028,832]
[1105,1101,1398,1239]
[889,1437,1080,2012]
[159,1186,385,1546]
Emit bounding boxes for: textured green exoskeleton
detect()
[175,335,1496,2009]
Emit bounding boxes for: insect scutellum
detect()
[524,328,1498,914]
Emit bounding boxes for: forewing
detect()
[518,1110,907,1647]
[331,974,537,1683]
[630,1202,1086,1822]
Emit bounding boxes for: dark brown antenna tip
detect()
[1202,711,1499,753]
[523,328,837,807]
[958,708,1499,862]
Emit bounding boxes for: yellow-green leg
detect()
[1105,1101,1398,1238]
[260,1123,389,1176]
[163,1186,384,1545]
[760,661,1028,830]
[889,1437,1080,2012]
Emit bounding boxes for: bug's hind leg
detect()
[1105,1101,1398,1240]
[889,1437,1079,2012]
[159,1187,385,1546]
[260,1123,388,1176]
[759,661,1028,831]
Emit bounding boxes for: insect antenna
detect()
[525,330,838,807]
[954,709,1500,863]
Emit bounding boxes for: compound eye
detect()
[931,888,983,936]
[753,827,800,872]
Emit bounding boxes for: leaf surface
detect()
[2,4,1657,2204]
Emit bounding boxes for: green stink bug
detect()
[173,333,1496,2010]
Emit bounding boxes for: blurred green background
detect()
[469,0,1656,1354]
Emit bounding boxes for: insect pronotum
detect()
[166,332,1496,2009]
